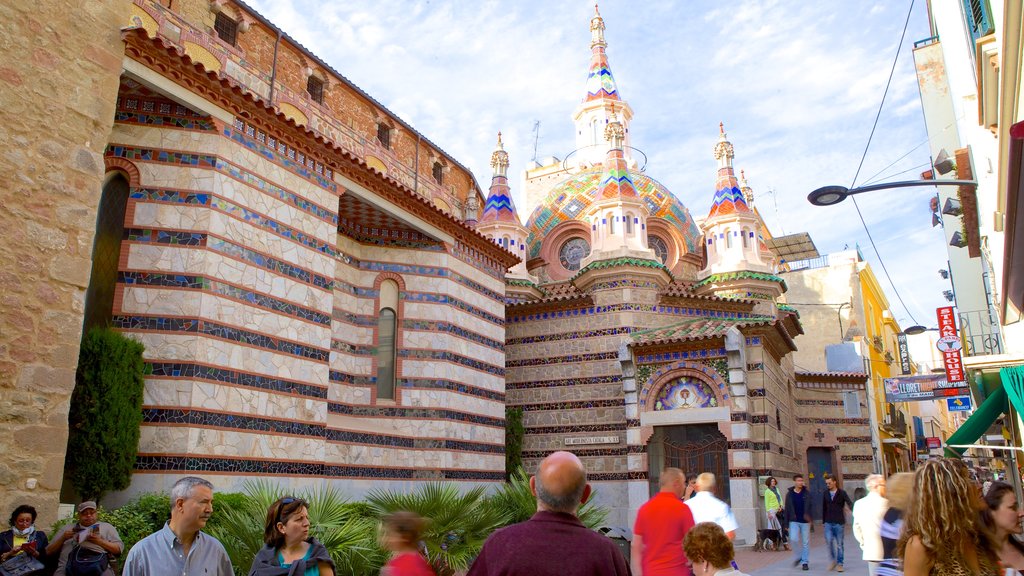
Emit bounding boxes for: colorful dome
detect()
[524,168,701,259]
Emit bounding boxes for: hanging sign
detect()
[897,333,912,375]
[936,306,966,383]
[947,396,972,412]
[884,374,970,402]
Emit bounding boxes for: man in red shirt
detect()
[632,468,696,576]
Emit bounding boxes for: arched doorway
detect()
[648,424,730,502]
[82,172,130,332]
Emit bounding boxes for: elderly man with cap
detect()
[47,501,123,576]
[467,451,630,576]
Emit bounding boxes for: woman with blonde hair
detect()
[683,522,750,576]
[899,458,999,576]
[877,473,913,576]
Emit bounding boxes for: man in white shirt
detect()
[686,473,738,539]
[852,474,887,576]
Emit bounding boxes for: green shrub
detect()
[505,407,524,479]
[66,327,147,501]
[206,492,247,534]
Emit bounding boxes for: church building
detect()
[0,0,874,537]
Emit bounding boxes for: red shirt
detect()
[633,491,696,576]
[383,552,435,576]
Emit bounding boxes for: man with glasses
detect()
[122,476,233,576]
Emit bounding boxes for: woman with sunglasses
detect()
[249,497,335,576]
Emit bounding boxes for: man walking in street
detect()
[785,474,812,571]
[632,468,695,576]
[853,474,887,576]
[687,473,738,540]
[467,451,629,576]
[122,476,233,576]
[822,474,854,573]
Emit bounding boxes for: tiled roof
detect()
[694,271,788,291]
[480,175,521,224]
[630,316,775,346]
[795,371,869,381]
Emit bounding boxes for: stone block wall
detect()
[0,1,127,523]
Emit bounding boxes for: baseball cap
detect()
[77,501,97,513]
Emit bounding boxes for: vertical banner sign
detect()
[936,306,966,383]
[897,333,912,375]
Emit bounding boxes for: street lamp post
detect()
[808,180,977,206]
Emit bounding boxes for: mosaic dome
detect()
[524,168,702,259]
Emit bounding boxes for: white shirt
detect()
[688,491,739,533]
[852,491,887,561]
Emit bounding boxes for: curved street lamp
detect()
[808,179,977,206]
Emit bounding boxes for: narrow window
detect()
[377,309,397,400]
[725,229,732,249]
[742,228,749,248]
[306,76,324,105]
[432,162,443,185]
[214,12,238,46]
[625,213,633,234]
[377,123,391,150]
[83,173,130,332]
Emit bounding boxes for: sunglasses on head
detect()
[276,497,307,523]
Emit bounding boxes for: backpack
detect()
[66,546,108,576]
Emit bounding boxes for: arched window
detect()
[432,161,443,185]
[608,213,616,235]
[742,227,749,249]
[625,212,634,234]
[725,229,732,249]
[377,279,400,400]
[502,235,510,248]
[559,237,591,271]
[83,173,130,332]
[648,235,669,264]
[591,118,600,145]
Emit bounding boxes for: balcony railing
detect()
[959,309,1003,356]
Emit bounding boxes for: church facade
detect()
[0,0,874,537]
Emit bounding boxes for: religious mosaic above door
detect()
[653,377,718,410]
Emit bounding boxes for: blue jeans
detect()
[789,521,810,564]
[824,522,845,566]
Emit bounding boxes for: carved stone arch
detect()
[104,157,141,188]
[640,359,731,412]
[372,271,406,292]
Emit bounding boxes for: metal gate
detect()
[648,424,730,503]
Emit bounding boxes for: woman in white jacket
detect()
[852,474,887,576]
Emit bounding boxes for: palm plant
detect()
[364,482,510,576]
[207,480,384,576]
[488,468,609,529]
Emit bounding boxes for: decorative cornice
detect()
[694,270,788,291]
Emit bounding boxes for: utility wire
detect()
[847,0,921,326]
[863,161,932,186]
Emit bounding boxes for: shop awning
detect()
[1001,365,1024,416]
[945,386,1008,456]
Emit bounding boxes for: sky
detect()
[246,0,953,328]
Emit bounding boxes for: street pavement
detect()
[738,527,869,576]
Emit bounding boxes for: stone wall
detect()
[0,1,127,523]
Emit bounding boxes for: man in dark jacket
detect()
[784,474,812,570]
[821,475,854,573]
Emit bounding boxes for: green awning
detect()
[1002,365,1024,417]
[945,386,1008,456]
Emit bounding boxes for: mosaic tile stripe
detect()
[836,436,873,443]
[513,399,624,412]
[400,379,505,402]
[507,326,634,346]
[225,127,336,192]
[115,315,329,363]
[403,320,504,351]
[106,145,338,224]
[328,371,375,387]
[124,227,333,291]
[523,423,626,434]
[209,195,336,256]
[506,351,618,368]
[129,189,210,205]
[327,429,503,454]
[522,448,626,459]
[403,292,504,326]
[729,468,803,480]
[840,455,875,462]
[333,251,505,306]
[148,361,327,399]
[795,399,843,406]
[143,408,325,437]
[400,349,504,377]
[134,455,503,480]
[120,272,331,326]
[331,340,375,356]
[331,309,377,327]
[508,305,755,324]
[637,348,729,364]
[505,375,621,390]
[451,241,506,282]
[115,111,216,131]
[328,402,504,428]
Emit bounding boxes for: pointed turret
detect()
[597,114,638,200]
[571,4,635,169]
[707,123,753,219]
[740,170,754,206]
[475,133,536,289]
[479,132,520,225]
[697,124,784,314]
